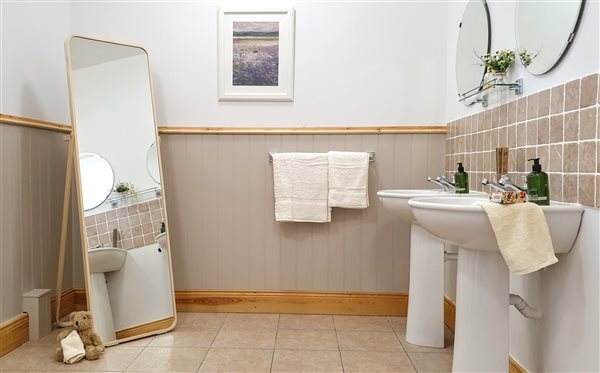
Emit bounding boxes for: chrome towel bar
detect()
[268,152,375,163]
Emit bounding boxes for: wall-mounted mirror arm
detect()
[459,78,524,107]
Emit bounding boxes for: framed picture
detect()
[218,8,295,101]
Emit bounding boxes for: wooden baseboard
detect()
[509,357,528,373]
[115,317,175,340]
[51,288,88,321]
[175,290,408,316]
[443,296,456,333]
[0,313,29,357]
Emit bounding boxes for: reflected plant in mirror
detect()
[66,36,176,347]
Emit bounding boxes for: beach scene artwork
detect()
[232,21,279,86]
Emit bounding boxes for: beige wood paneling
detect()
[0,123,74,323]
[161,133,445,292]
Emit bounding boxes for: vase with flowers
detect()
[477,49,516,86]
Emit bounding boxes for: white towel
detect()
[272,153,331,223]
[476,202,557,274]
[328,151,369,209]
[61,330,85,364]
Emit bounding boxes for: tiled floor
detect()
[0,313,454,372]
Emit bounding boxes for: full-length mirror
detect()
[66,36,176,346]
[516,0,584,75]
[456,0,490,104]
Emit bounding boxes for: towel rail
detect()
[268,152,375,163]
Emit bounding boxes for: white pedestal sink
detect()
[377,189,486,348]
[408,197,583,372]
[88,247,127,343]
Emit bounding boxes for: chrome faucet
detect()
[427,176,451,191]
[436,176,456,192]
[481,178,510,192]
[498,175,526,192]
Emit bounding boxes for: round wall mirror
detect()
[79,153,114,211]
[456,0,491,104]
[146,142,161,184]
[516,0,584,75]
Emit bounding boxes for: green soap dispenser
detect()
[526,158,550,205]
[454,162,469,194]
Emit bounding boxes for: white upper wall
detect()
[2,1,450,127]
[445,0,600,123]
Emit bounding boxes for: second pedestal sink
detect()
[408,197,584,372]
[87,247,128,343]
[377,189,486,349]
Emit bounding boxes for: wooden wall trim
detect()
[51,288,88,322]
[509,357,528,373]
[175,290,408,316]
[0,113,446,135]
[0,114,71,133]
[0,313,29,357]
[158,125,447,135]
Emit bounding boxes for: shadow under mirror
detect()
[456,0,490,105]
[66,36,176,346]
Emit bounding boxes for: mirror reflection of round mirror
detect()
[516,0,584,75]
[146,142,161,184]
[456,0,491,104]
[79,153,114,211]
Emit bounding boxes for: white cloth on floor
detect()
[476,201,557,274]
[272,153,331,223]
[61,330,85,364]
[328,151,369,209]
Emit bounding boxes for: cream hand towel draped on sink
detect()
[477,201,557,274]
[272,153,331,223]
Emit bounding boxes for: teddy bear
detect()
[55,311,105,362]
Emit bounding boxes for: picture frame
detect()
[218,8,295,101]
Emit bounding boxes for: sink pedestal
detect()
[453,248,509,372]
[90,272,117,343]
[406,224,445,348]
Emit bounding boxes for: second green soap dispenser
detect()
[454,162,469,194]
[526,158,549,205]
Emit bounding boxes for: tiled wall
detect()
[84,198,164,250]
[446,72,599,208]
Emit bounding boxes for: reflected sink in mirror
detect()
[88,247,127,273]
[377,189,486,224]
[408,197,584,253]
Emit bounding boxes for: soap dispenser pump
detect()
[454,162,469,194]
[526,158,549,205]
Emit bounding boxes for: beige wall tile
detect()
[579,141,597,173]
[549,144,563,173]
[491,107,499,128]
[84,215,95,226]
[516,148,526,173]
[527,93,539,120]
[563,143,579,172]
[517,122,527,147]
[537,117,550,145]
[517,97,527,122]
[565,79,581,111]
[580,73,599,108]
[508,100,517,124]
[578,175,596,207]
[596,175,600,208]
[564,111,579,142]
[538,89,551,118]
[550,114,564,143]
[580,107,597,140]
[550,174,563,202]
[563,174,578,203]
[551,84,565,114]
[527,120,538,145]
[499,104,508,127]
[498,126,508,147]
[538,145,550,170]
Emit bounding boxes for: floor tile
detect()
[337,331,404,352]
[275,329,338,350]
[176,312,227,330]
[118,335,156,347]
[55,345,144,371]
[278,314,334,330]
[212,329,277,349]
[125,346,207,372]
[408,352,453,372]
[387,316,407,332]
[341,350,416,372]
[198,348,272,372]
[394,324,455,353]
[27,328,64,346]
[0,344,64,371]
[334,315,392,331]
[271,349,342,373]
[149,329,218,348]
[220,313,279,330]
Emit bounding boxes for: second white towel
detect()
[272,153,331,223]
[328,151,369,209]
